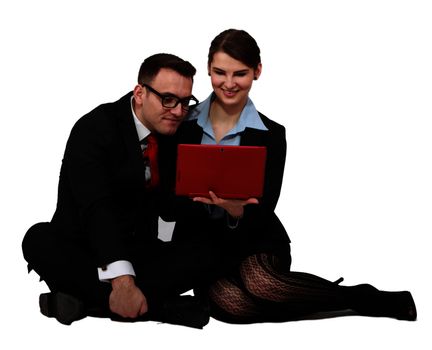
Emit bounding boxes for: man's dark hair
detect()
[138,53,196,85]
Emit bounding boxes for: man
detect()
[22,53,213,328]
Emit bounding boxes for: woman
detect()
[172,29,416,323]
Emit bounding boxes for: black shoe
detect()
[154,295,210,329]
[39,292,86,325]
[348,284,417,321]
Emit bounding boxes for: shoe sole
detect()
[39,292,85,325]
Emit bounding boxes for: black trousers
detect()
[22,222,241,312]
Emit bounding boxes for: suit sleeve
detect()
[261,124,286,212]
[241,123,286,227]
[63,116,131,266]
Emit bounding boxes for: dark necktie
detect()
[142,133,160,189]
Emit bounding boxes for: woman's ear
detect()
[254,63,263,80]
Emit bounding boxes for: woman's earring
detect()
[254,76,258,80]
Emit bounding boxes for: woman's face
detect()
[209,52,261,109]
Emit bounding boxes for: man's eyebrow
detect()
[159,91,178,97]
[159,91,194,99]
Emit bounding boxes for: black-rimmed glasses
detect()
[141,84,198,111]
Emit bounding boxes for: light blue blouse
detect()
[187,93,268,145]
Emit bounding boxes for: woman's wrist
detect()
[226,214,241,229]
[226,205,244,219]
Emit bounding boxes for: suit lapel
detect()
[116,92,147,181]
[240,127,268,147]
[178,120,204,145]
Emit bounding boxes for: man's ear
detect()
[133,84,144,104]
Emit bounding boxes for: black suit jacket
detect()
[51,92,174,267]
[172,112,291,255]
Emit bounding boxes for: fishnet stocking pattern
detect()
[208,278,260,320]
[208,253,348,323]
[240,254,341,304]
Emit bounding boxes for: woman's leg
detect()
[208,253,416,323]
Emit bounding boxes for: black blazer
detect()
[172,112,291,254]
[51,92,174,266]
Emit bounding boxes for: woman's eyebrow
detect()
[212,67,250,74]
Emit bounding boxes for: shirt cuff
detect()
[97,260,136,282]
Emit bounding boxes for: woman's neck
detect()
[209,99,245,143]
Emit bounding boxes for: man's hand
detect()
[193,190,259,218]
[109,275,148,318]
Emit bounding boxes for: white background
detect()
[1,0,431,349]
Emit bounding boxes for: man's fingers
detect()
[139,300,148,315]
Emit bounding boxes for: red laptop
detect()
[175,144,267,199]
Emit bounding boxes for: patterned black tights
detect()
[207,253,416,323]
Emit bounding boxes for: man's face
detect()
[134,68,193,135]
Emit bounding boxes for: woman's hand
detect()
[193,191,259,218]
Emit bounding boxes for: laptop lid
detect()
[175,144,267,199]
